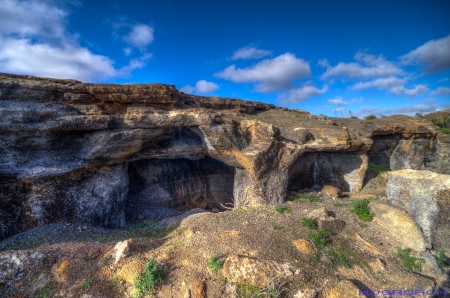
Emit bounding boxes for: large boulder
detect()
[386,169,450,246]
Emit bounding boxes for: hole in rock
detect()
[287,152,366,193]
[126,156,235,222]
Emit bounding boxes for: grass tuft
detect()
[397,248,425,272]
[135,258,164,296]
[294,192,320,203]
[368,162,391,172]
[435,250,448,273]
[351,199,375,222]
[274,205,291,214]
[207,254,224,272]
[301,217,317,230]
[307,229,332,248]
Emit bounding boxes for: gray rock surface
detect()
[386,169,450,246]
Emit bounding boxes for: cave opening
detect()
[125,156,235,222]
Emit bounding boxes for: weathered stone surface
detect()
[155,208,210,231]
[222,255,295,288]
[292,239,316,254]
[0,251,45,284]
[322,280,361,298]
[307,207,330,220]
[321,185,341,199]
[0,73,439,240]
[294,288,318,298]
[386,169,450,245]
[435,189,450,252]
[104,239,134,264]
[318,219,346,235]
[369,201,431,251]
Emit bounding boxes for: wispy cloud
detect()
[0,0,151,82]
[401,35,450,73]
[353,103,450,117]
[430,87,450,96]
[179,80,219,94]
[215,53,311,92]
[328,96,349,106]
[279,82,328,104]
[319,51,404,79]
[230,46,272,60]
[123,24,154,50]
[350,77,428,98]
[438,78,449,82]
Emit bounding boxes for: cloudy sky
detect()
[1,0,449,117]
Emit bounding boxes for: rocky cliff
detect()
[0,73,439,240]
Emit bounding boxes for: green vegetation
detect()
[329,249,350,269]
[415,113,424,119]
[438,127,450,134]
[431,116,450,128]
[135,258,164,296]
[364,114,377,120]
[35,286,48,298]
[274,205,291,214]
[293,192,320,203]
[307,229,332,248]
[301,217,317,230]
[397,248,425,272]
[351,199,375,222]
[237,283,261,297]
[435,250,448,273]
[207,254,224,272]
[332,202,346,207]
[272,225,282,231]
[368,162,391,172]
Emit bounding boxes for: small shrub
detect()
[207,254,224,272]
[438,127,450,134]
[415,113,424,119]
[397,248,425,272]
[237,283,261,297]
[307,229,332,248]
[135,258,164,296]
[431,116,450,128]
[368,162,391,172]
[435,250,448,273]
[364,114,377,120]
[294,192,320,203]
[301,217,317,230]
[275,205,291,214]
[351,199,375,222]
[330,249,350,269]
[272,225,282,231]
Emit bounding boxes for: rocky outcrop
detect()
[386,169,450,248]
[0,73,439,240]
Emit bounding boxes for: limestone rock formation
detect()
[0,73,439,240]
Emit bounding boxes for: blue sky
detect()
[1,0,449,117]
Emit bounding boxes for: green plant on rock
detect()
[294,192,320,203]
[329,249,350,269]
[207,254,224,272]
[307,229,332,248]
[135,258,164,296]
[397,248,425,272]
[351,199,375,222]
[301,217,317,230]
[435,250,448,273]
[274,205,291,214]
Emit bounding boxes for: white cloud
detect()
[425,98,436,103]
[430,87,450,96]
[352,96,364,103]
[123,24,154,50]
[279,82,328,104]
[320,51,404,79]
[123,47,132,56]
[180,85,195,94]
[353,104,450,117]
[350,77,428,98]
[179,80,219,94]
[195,80,219,93]
[230,46,272,60]
[438,78,449,82]
[214,53,311,92]
[328,96,349,106]
[0,0,151,82]
[401,35,450,73]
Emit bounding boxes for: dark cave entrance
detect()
[287,152,366,192]
[126,156,235,221]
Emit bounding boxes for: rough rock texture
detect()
[222,255,296,288]
[0,73,439,240]
[0,250,45,284]
[386,169,450,246]
[369,201,431,251]
[424,110,450,174]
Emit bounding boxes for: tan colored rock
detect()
[87,248,101,259]
[292,239,316,254]
[322,280,360,298]
[321,185,341,199]
[294,288,318,298]
[368,259,385,273]
[318,219,345,235]
[369,201,431,251]
[51,258,70,283]
[346,229,382,255]
[194,281,207,298]
[220,230,241,238]
[187,196,207,210]
[104,239,134,264]
[307,207,330,220]
[222,255,295,288]
[117,259,146,283]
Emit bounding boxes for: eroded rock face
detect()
[386,169,450,246]
[0,73,439,240]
